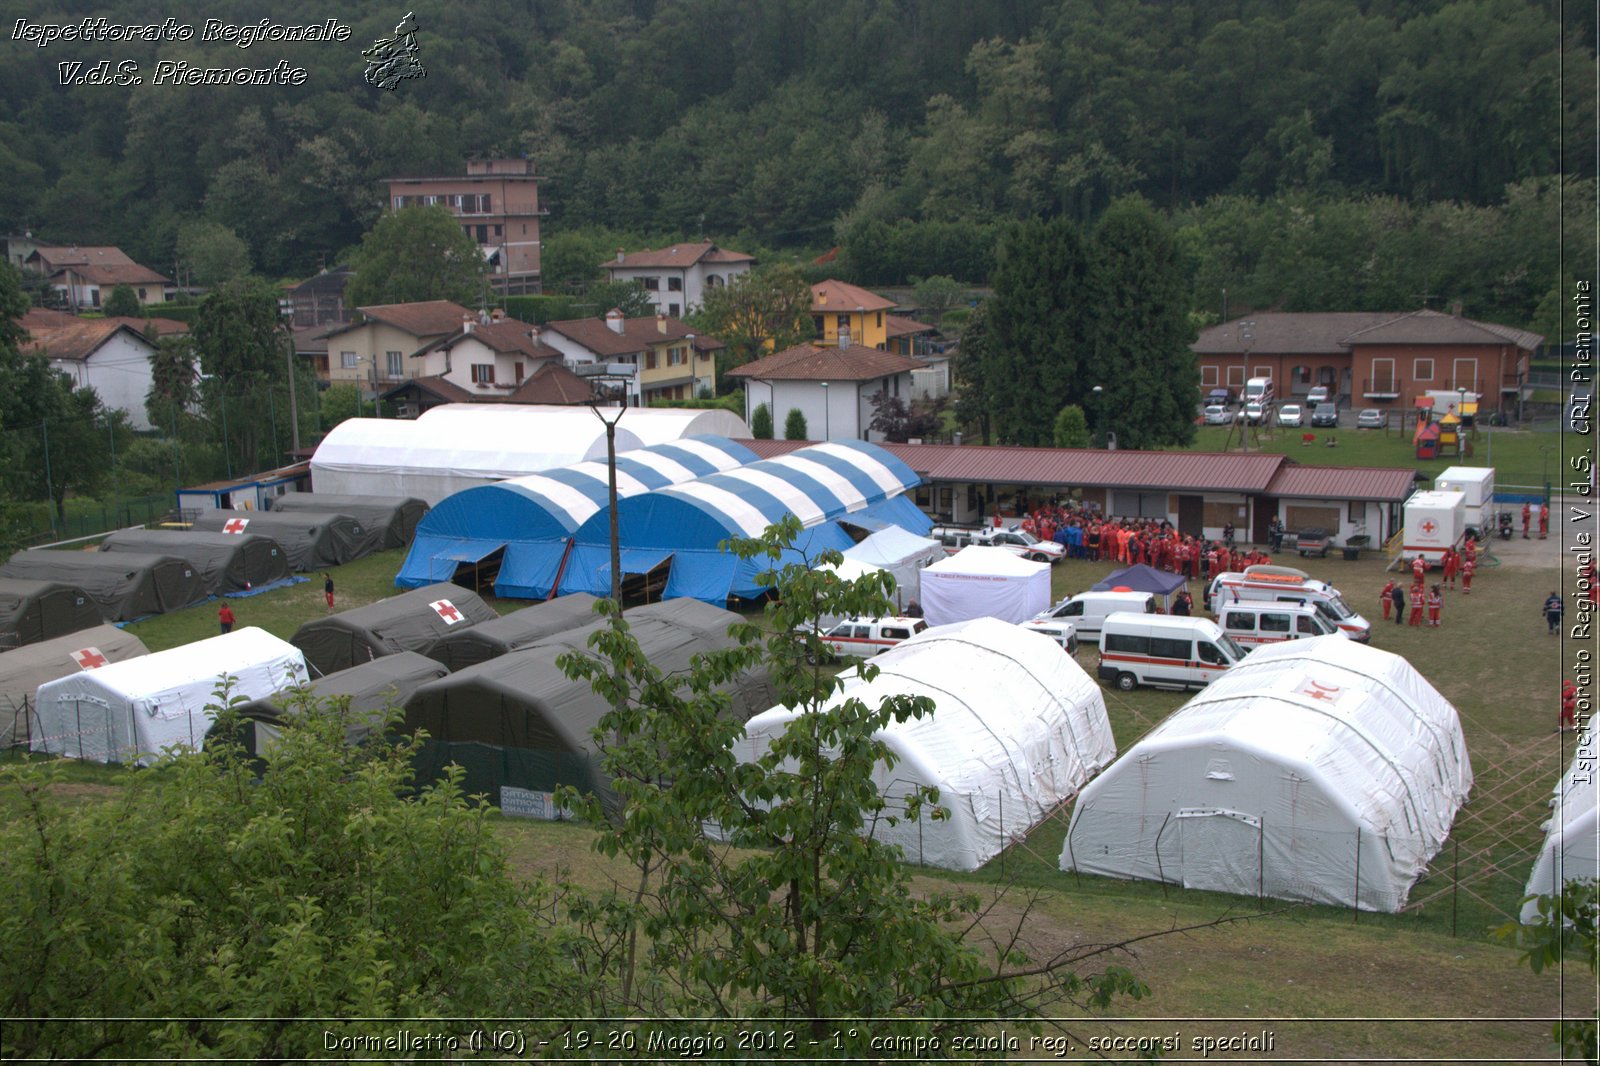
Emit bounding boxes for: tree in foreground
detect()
[691,264,814,377]
[345,204,487,309]
[0,692,578,1061]
[1499,881,1598,1064]
[556,516,1151,1051]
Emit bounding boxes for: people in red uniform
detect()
[1461,553,1476,594]
[1538,503,1549,539]
[1522,502,1531,539]
[1381,579,1396,622]
[1409,583,1425,626]
[1441,547,1459,588]
[1427,585,1442,627]
[1412,554,1427,586]
[1561,680,1578,731]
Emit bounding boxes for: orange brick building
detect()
[385,159,546,295]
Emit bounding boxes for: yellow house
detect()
[811,280,895,350]
[322,300,473,395]
[640,333,720,404]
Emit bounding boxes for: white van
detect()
[1244,376,1275,406]
[1216,602,1348,651]
[806,616,928,662]
[1096,615,1245,691]
[1036,590,1157,644]
[1206,566,1372,642]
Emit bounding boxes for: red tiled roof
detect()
[28,245,135,270]
[736,439,1289,493]
[23,319,153,362]
[20,307,77,334]
[103,315,188,336]
[542,315,706,357]
[419,317,563,360]
[1265,464,1417,502]
[603,241,754,270]
[885,314,936,338]
[726,342,924,383]
[1193,310,1543,355]
[1343,309,1542,350]
[350,300,474,337]
[61,262,172,287]
[383,375,481,405]
[508,361,595,405]
[811,279,895,313]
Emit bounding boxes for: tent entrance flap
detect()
[600,550,675,605]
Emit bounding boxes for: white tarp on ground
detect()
[310,413,644,504]
[842,526,945,610]
[919,546,1050,625]
[1061,636,1472,912]
[32,627,308,766]
[735,617,1115,871]
[1522,748,1600,922]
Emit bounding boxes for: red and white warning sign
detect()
[71,647,110,670]
[430,599,464,624]
[222,517,250,534]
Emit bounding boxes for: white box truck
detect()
[1435,466,1495,538]
[1402,490,1467,568]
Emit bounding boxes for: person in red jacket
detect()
[1427,584,1443,627]
[1441,547,1459,589]
[217,601,235,635]
[1461,554,1476,594]
[1538,502,1549,539]
[1522,502,1531,538]
[1381,579,1397,622]
[1409,583,1425,626]
[1560,680,1578,732]
[1412,554,1427,586]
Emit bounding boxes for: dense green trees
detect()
[345,206,488,310]
[192,278,298,474]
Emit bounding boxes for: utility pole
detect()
[285,327,301,452]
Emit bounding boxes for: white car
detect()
[804,616,928,663]
[1203,404,1231,425]
[1306,385,1331,405]
[1019,618,1080,655]
[1276,403,1304,427]
[1237,401,1266,425]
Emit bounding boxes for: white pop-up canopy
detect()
[842,526,944,609]
[32,627,308,766]
[1522,750,1599,923]
[1061,636,1472,912]
[919,546,1050,625]
[736,617,1115,871]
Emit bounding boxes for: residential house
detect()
[385,159,546,295]
[726,342,925,443]
[410,310,564,397]
[293,323,341,384]
[540,310,723,405]
[810,280,896,350]
[24,246,176,310]
[380,361,595,417]
[321,300,473,397]
[22,319,171,431]
[285,266,354,328]
[601,241,755,316]
[1192,309,1541,418]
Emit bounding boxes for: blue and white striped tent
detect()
[560,440,930,604]
[395,436,759,599]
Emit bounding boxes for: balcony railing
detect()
[1362,376,1403,398]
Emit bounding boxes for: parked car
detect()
[1306,385,1331,405]
[1310,402,1339,427]
[1204,404,1231,425]
[1018,618,1080,655]
[1205,386,1236,406]
[928,525,1065,563]
[1356,408,1389,429]
[1238,401,1266,425]
[804,616,928,663]
[1276,403,1304,427]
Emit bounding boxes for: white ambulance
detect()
[1205,565,1372,642]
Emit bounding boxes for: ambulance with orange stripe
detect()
[1095,615,1245,691]
[1204,564,1372,642]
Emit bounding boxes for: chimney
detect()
[656,311,667,335]
[616,248,625,262]
[605,308,625,334]
[836,323,851,348]
[462,311,475,334]
[1451,300,1463,317]
[527,325,541,347]
[491,308,505,323]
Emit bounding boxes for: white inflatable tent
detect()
[735,618,1115,871]
[310,413,644,504]
[919,546,1050,625]
[32,627,309,765]
[1061,637,1472,912]
[841,526,945,610]
[1521,749,1599,923]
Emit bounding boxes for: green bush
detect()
[751,402,773,439]
[783,408,808,440]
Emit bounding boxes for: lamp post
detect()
[819,381,830,441]
[1092,385,1105,448]
[1456,386,1467,457]
[576,363,637,613]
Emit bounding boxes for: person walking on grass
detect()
[1544,591,1564,635]
[218,601,235,635]
[323,573,336,614]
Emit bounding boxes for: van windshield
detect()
[1327,595,1354,619]
[1218,635,1246,661]
[1314,602,1342,625]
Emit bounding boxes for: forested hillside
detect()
[2,0,1591,323]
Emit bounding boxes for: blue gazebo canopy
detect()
[1092,564,1189,604]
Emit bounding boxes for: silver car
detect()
[1204,404,1231,425]
[1276,403,1304,427]
[1356,408,1389,429]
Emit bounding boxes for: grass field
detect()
[1185,420,1568,491]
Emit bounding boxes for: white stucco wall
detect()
[51,332,156,431]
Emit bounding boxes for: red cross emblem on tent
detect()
[222,517,249,534]
[1420,519,1437,535]
[1296,679,1342,702]
[430,599,464,624]
[71,647,109,669]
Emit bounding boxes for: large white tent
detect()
[841,526,945,610]
[919,546,1050,625]
[310,412,644,504]
[32,627,308,766]
[415,403,749,444]
[735,618,1115,871]
[1061,637,1472,912]
[1521,750,1599,923]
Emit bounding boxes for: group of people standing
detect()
[1019,505,1267,583]
[1379,540,1480,632]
